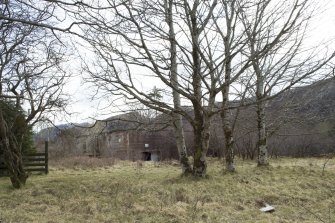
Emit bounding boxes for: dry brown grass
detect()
[49,156,117,169]
[0,157,334,223]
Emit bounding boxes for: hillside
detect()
[207,77,335,158]
[271,77,335,120]
[267,77,335,156]
[35,77,335,158]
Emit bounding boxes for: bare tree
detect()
[240,0,335,166]
[0,0,69,188]
[164,0,192,173]
[2,0,333,177]
[54,0,223,176]
[217,0,247,172]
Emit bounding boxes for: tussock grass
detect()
[0,157,334,223]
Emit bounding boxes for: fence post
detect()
[45,141,49,174]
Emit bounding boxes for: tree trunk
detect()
[191,80,208,176]
[191,78,208,177]
[166,0,192,175]
[221,9,236,172]
[221,108,235,172]
[221,71,235,171]
[189,5,208,177]
[224,130,235,171]
[256,98,269,166]
[0,110,28,188]
[254,62,269,166]
[172,113,192,174]
[192,122,207,177]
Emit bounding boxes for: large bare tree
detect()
[0,0,69,188]
[240,0,335,166]
[57,0,223,176]
[1,0,333,177]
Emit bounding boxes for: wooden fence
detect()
[0,141,49,176]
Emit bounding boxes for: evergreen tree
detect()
[0,100,35,156]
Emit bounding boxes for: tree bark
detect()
[253,59,269,166]
[221,47,235,171]
[256,85,269,166]
[166,0,192,175]
[191,67,208,177]
[221,89,235,172]
[192,119,207,177]
[189,2,208,177]
[220,2,236,172]
[172,113,192,174]
[0,110,28,188]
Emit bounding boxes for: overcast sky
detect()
[47,1,335,128]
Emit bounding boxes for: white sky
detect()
[50,1,335,127]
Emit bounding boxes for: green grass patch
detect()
[0,158,334,222]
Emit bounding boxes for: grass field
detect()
[0,157,334,223]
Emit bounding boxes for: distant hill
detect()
[271,77,335,119]
[234,77,335,157]
[34,123,88,141]
[35,77,335,158]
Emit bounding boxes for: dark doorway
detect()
[143,152,151,161]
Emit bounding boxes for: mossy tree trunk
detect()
[220,2,236,172]
[189,2,208,177]
[192,118,207,177]
[221,50,235,172]
[173,113,192,174]
[221,97,235,172]
[192,114,211,177]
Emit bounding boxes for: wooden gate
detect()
[0,141,49,176]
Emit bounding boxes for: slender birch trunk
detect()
[172,113,192,174]
[165,0,192,174]
[220,1,236,172]
[221,84,235,172]
[256,76,269,166]
[251,50,270,165]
